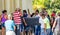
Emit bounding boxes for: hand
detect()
[44,28,46,32]
[25,23,27,26]
[28,9,29,11]
[52,28,54,32]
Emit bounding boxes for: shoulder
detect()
[5,20,9,24]
[44,17,49,22]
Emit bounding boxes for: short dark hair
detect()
[23,10,27,13]
[35,9,39,13]
[42,8,46,10]
[2,10,7,13]
[41,13,45,17]
[58,12,60,16]
[53,11,56,13]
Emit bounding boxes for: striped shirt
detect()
[13,11,22,24]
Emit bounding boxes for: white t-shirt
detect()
[35,14,44,28]
[35,14,40,18]
[39,17,45,28]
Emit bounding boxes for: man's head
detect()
[15,8,21,12]
[8,14,12,20]
[58,12,60,16]
[35,9,39,15]
[51,11,56,18]
[2,10,7,14]
[23,10,27,14]
[41,13,46,19]
[53,11,56,13]
[40,12,42,16]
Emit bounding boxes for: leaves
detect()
[33,0,60,9]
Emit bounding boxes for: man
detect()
[13,8,27,35]
[52,12,60,35]
[43,13,51,35]
[34,9,41,35]
[5,14,16,35]
[35,9,40,18]
[39,13,46,35]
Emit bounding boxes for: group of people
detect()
[0,8,60,35]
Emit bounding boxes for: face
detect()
[42,15,45,19]
[23,12,27,15]
[5,12,7,14]
[40,12,42,16]
[35,12,38,15]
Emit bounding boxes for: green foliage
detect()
[32,0,60,15]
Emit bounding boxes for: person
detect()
[34,9,41,35]
[40,13,46,35]
[44,11,50,21]
[23,10,32,35]
[51,11,56,28]
[5,14,16,35]
[42,13,51,35]
[0,10,8,35]
[23,10,28,17]
[34,9,40,18]
[13,8,27,35]
[52,12,60,35]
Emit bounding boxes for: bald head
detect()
[8,14,12,20]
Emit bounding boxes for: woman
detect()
[0,10,8,35]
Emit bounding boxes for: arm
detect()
[28,9,30,15]
[52,20,56,32]
[22,18,27,26]
[44,23,46,32]
[14,26,16,31]
[12,21,16,31]
[27,9,31,17]
[0,15,1,22]
[44,19,46,32]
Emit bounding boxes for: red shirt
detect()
[13,11,22,24]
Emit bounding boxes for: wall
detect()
[0,0,33,14]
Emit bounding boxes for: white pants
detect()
[6,31,16,35]
[53,28,59,35]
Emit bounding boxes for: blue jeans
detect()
[50,29,53,35]
[24,25,31,32]
[41,28,46,35]
[46,29,50,35]
[2,23,5,28]
[34,25,41,35]
[15,24,24,35]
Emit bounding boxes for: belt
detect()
[6,30,13,32]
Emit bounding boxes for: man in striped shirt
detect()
[13,8,27,35]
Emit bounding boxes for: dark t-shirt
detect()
[23,14,28,17]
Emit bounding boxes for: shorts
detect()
[6,31,16,35]
[1,23,5,28]
[20,24,24,32]
[0,25,2,29]
[24,26,31,32]
[16,24,24,32]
